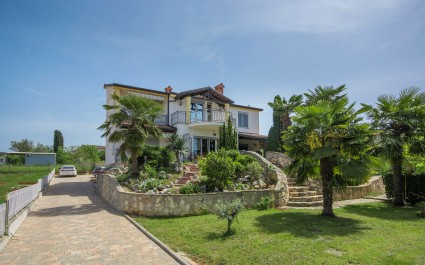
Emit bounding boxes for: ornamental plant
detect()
[215,198,244,235]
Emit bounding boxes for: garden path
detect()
[0,174,179,265]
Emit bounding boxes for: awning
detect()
[157,125,177,133]
[238,132,268,140]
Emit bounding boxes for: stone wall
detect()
[333,176,385,201]
[266,151,292,169]
[240,151,288,206]
[265,151,385,201]
[96,174,286,217]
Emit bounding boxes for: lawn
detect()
[0,165,54,203]
[135,202,425,265]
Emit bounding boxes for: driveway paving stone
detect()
[0,175,179,265]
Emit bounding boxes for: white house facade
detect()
[104,83,267,165]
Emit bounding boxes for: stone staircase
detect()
[175,164,200,186]
[287,178,323,207]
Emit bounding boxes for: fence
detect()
[1,169,55,236]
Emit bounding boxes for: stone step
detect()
[288,186,310,192]
[286,201,323,207]
[289,195,323,202]
[289,191,318,197]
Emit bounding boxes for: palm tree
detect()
[304,85,347,105]
[367,87,425,206]
[98,94,163,177]
[283,87,378,217]
[267,94,303,151]
[166,133,189,173]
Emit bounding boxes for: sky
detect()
[1,0,425,150]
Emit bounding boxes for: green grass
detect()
[0,165,54,203]
[135,202,425,265]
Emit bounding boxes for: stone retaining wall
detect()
[96,174,286,216]
[333,176,385,201]
[265,151,385,201]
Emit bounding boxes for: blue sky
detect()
[1,0,424,150]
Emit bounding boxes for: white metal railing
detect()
[6,169,55,223]
[0,203,6,236]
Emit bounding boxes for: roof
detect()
[104,83,174,96]
[104,83,262,110]
[157,125,177,133]
[238,132,268,140]
[174,87,235,104]
[231,104,263,111]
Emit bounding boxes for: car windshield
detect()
[62,166,75,170]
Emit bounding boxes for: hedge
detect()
[382,173,425,205]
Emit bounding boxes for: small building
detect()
[0,156,6,165]
[3,152,56,166]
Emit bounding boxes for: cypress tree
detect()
[53,130,64,153]
[219,117,238,150]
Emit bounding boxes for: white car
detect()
[59,165,78,177]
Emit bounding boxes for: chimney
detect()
[164,86,173,93]
[214,83,225,95]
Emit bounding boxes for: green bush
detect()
[215,198,244,235]
[255,196,274,210]
[116,174,131,183]
[201,150,235,191]
[139,145,174,171]
[246,161,264,185]
[179,182,202,194]
[139,178,162,191]
[144,164,157,179]
[383,173,425,205]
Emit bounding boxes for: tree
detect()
[219,116,238,150]
[267,94,303,151]
[33,143,52,152]
[283,86,378,217]
[367,87,425,206]
[98,94,163,177]
[53,130,64,153]
[304,85,347,105]
[10,138,34,152]
[166,133,188,173]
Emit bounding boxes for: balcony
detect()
[154,115,168,125]
[171,109,235,128]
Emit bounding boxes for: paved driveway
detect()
[0,175,179,265]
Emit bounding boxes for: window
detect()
[238,112,248,128]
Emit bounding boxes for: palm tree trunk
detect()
[391,157,405,206]
[131,149,139,178]
[175,152,181,173]
[320,157,335,217]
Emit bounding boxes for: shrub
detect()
[246,161,264,185]
[116,174,131,183]
[263,164,278,187]
[383,173,425,205]
[215,198,244,235]
[139,178,162,191]
[255,196,274,210]
[179,182,202,194]
[144,164,157,179]
[201,150,235,191]
[157,171,167,179]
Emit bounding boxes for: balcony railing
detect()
[154,115,168,125]
[171,109,233,126]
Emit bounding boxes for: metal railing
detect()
[154,115,168,125]
[2,168,55,236]
[171,109,230,125]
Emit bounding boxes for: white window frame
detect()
[238,112,249,128]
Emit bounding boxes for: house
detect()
[104,83,267,165]
[0,152,56,166]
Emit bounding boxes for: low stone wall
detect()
[333,176,385,201]
[96,174,285,216]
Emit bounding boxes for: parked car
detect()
[59,165,78,177]
[92,166,106,177]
